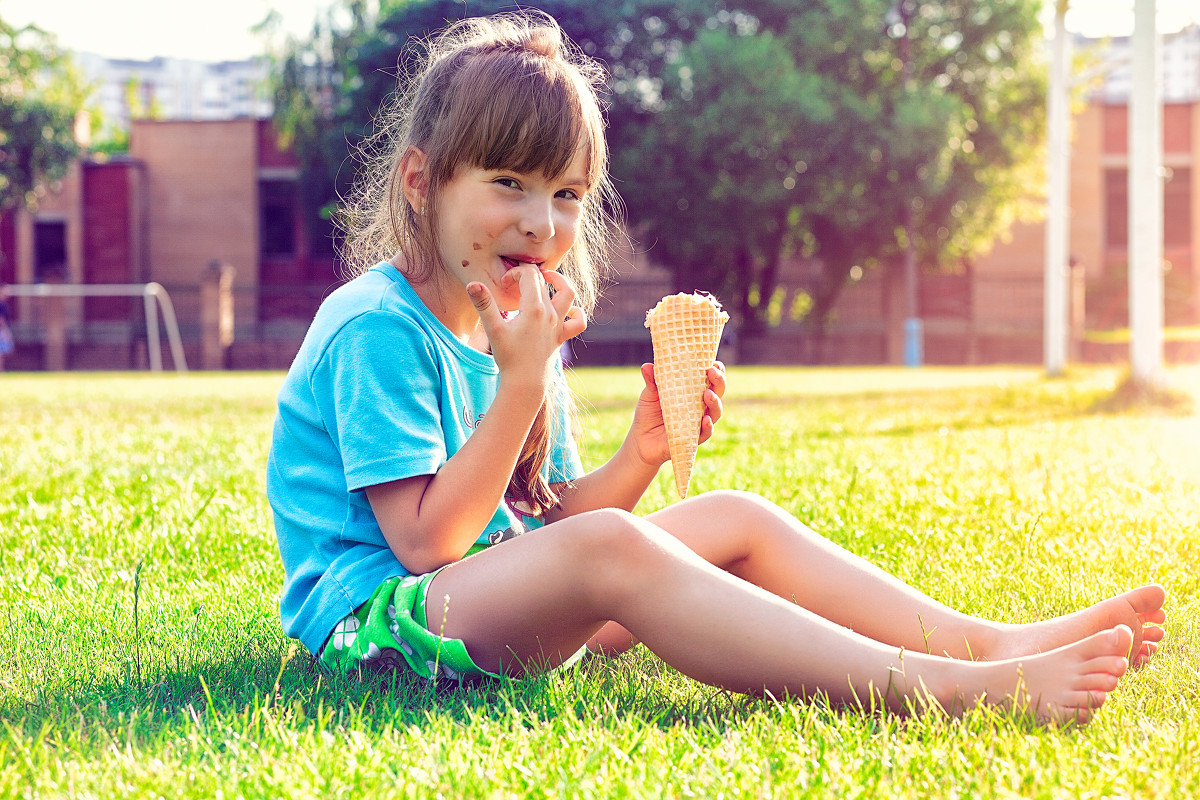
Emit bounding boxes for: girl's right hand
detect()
[468,266,586,388]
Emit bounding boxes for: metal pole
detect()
[1044,1,1071,377]
[1129,0,1165,387]
[899,0,923,367]
[147,283,189,373]
[143,290,163,373]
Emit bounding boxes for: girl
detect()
[267,11,1165,724]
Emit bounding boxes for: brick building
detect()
[0,119,340,370]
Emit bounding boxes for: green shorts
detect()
[319,569,499,684]
[319,563,591,685]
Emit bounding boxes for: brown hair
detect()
[340,12,617,514]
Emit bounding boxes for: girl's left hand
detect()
[627,360,726,468]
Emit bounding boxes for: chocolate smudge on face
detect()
[472,243,482,250]
[461,260,470,268]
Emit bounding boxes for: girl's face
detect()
[434,145,589,312]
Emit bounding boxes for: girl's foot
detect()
[942,624,1133,725]
[984,584,1166,667]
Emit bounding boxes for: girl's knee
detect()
[689,488,820,543]
[568,507,656,555]
[704,488,769,507]
[563,507,677,579]
[695,488,781,520]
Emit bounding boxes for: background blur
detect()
[1,0,1198,370]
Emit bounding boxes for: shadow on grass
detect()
[1089,374,1196,416]
[0,644,822,744]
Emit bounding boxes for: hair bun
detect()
[521,26,562,59]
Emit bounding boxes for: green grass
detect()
[2,365,1199,798]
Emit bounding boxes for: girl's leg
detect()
[427,507,1131,724]
[636,490,1165,665]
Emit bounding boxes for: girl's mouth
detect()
[500,256,542,271]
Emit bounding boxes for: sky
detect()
[2,0,1198,63]
[1,0,335,61]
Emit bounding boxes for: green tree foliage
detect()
[263,1,375,254]
[0,17,87,210]
[616,7,955,331]
[614,0,1045,333]
[270,0,1045,336]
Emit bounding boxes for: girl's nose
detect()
[522,198,555,242]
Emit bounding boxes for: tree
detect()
[613,0,1045,339]
[610,3,954,334]
[0,17,87,210]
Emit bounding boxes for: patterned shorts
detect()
[319,570,499,684]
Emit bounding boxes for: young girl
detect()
[267,11,1166,724]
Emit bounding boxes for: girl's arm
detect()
[368,268,584,573]
[365,374,542,573]
[545,361,725,520]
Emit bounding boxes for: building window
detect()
[34,220,67,280]
[260,180,297,258]
[1104,169,1128,250]
[1107,167,1192,250]
[1164,168,1191,248]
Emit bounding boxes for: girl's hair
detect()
[341,11,617,515]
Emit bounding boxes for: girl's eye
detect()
[556,188,582,201]
[494,177,521,190]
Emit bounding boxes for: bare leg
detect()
[427,507,1131,724]
[631,490,1165,665]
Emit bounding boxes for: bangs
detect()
[438,50,603,186]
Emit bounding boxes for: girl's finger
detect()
[542,268,578,317]
[562,304,587,341]
[707,361,727,398]
[640,362,658,396]
[509,265,548,313]
[703,387,723,426]
[467,282,504,333]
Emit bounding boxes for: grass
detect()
[2,365,1199,798]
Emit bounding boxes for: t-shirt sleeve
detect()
[312,311,447,492]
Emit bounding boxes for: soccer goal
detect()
[6,282,189,373]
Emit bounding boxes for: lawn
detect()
[1,365,1198,798]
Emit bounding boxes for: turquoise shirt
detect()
[266,263,583,655]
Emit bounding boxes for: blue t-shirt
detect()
[266,263,583,655]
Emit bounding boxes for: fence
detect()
[0,262,1105,370]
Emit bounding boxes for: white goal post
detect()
[6,282,189,373]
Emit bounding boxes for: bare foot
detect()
[983,585,1166,668]
[938,625,1133,725]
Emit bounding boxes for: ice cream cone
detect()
[645,292,729,499]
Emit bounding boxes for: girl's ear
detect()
[399,147,429,215]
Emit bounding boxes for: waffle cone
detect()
[645,293,729,498]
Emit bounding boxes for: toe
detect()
[1050,701,1095,726]
[1141,609,1167,625]
[1111,624,1135,656]
[1129,584,1167,613]
[1085,671,1121,691]
[1141,624,1166,643]
[1131,641,1158,669]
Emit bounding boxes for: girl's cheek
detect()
[558,216,581,247]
